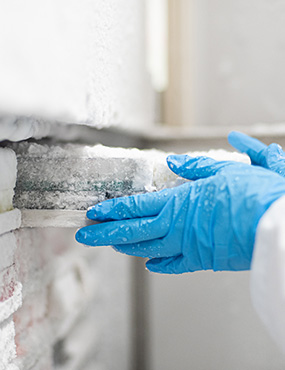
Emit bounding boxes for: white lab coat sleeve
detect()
[251,195,285,353]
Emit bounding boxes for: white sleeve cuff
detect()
[251,195,285,353]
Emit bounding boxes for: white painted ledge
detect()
[20,210,95,228]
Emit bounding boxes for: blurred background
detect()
[146,0,285,129]
[144,1,285,370]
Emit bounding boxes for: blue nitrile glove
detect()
[228,131,285,177]
[75,156,285,274]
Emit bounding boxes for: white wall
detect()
[173,0,285,127]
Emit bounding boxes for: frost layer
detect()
[13,143,249,210]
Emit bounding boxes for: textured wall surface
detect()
[0,0,153,141]
[0,1,150,365]
[0,143,134,370]
[0,225,132,370]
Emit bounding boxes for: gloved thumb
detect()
[228,131,268,166]
[228,131,285,173]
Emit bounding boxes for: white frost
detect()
[14,142,250,211]
[0,148,17,213]
[0,0,153,138]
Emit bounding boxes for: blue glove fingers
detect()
[113,239,170,259]
[87,189,172,221]
[228,131,267,165]
[228,131,267,153]
[167,154,232,180]
[266,143,285,176]
[146,255,191,274]
[228,131,285,173]
[75,213,170,247]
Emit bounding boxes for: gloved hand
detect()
[228,131,285,177]
[75,155,285,274]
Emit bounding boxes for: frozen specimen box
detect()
[12,142,175,227]
[13,143,157,211]
[12,142,249,227]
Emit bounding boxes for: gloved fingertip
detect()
[75,227,111,247]
[227,131,246,149]
[166,154,191,174]
[86,209,95,219]
[228,130,243,138]
[75,228,86,243]
[228,131,267,155]
[86,202,112,220]
[86,208,103,220]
